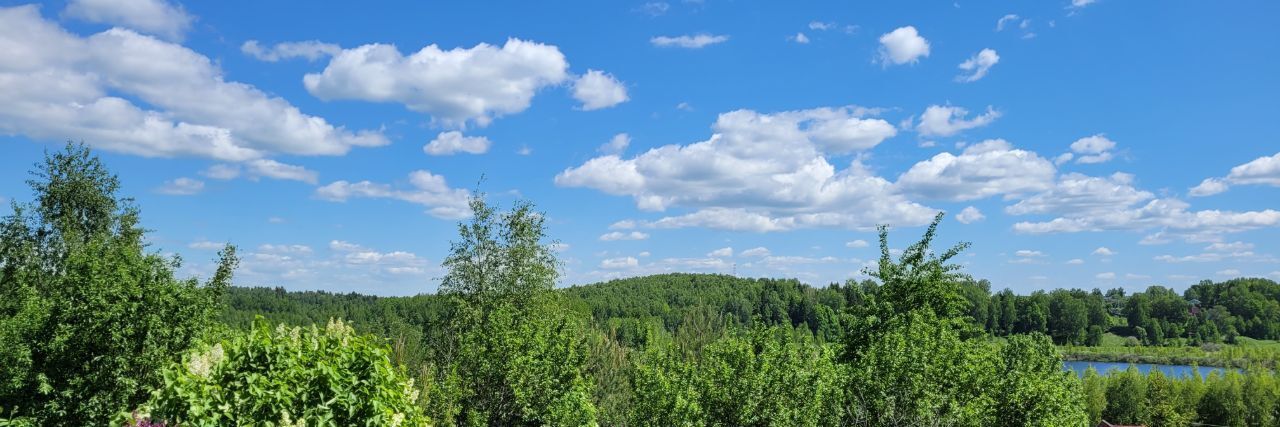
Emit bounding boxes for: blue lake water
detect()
[1063,361,1232,378]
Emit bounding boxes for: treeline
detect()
[965,278,1280,347]
[223,272,1280,352]
[1080,366,1280,426]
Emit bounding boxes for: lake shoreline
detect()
[1060,351,1267,370]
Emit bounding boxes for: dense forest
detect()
[222,272,1280,361]
[4,145,1280,426]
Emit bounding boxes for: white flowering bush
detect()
[135,317,428,426]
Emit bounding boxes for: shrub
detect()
[139,318,429,427]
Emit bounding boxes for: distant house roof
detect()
[1098,421,1145,427]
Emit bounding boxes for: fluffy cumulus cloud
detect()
[572,69,629,110]
[0,6,385,162]
[599,133,630,155]
[1005,173,1150,216]
[156,177,204,195]
[241,40,342,62]
[741,247,771,257]
[555,106,933,232]
[877,26,930,66]
[64,0,192,41]
[956,48,999,83]
[846,239,869,248]
[915,105,1001,137]
[304,38,569,128]
[1190,152,1280,196]
[314,170,470,219]
[424,131,491,155]
[956,206,985,223]
[1003,170,1280,241]
[650,34,730,48]
[895,139,1056,201]
[1064,134,1117,164]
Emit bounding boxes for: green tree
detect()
[0,144,235,425]
[1198,371,1245,427]
[1103,366,1147,425]
[434,196,595,426]
[1080,367,1107,425]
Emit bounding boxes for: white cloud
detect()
[676,102,694,111]
[599,133,630,155]
[1014,197,1280,239]
[996,14,1020,31]
[64,0,192,41]
[609,219,637,230]
[791,32,810,44]
[846,239,869,248]
[548,242,570,253]
[915,105,1001,137]
[877,26,930,66]
[1190,178,1228,197]
[202,160,319,184]
[315,170,471,219]
[1092,247,1115,256]
[424,131,491,156]
[707,247,733,257]
[809,21,835,31]
[600,256,639,269]
[1005,173,1151,216]
[1205,241,1253,252]
[1066,258,1085,265]
[1189,152,1280,196]
[556,107,931,232]
[0,6,385,161]
[599,231,649,241]
[188,240,224,250]
[329,240,365,252]
[1096,272,1116,280]
[156,177,204,195]
[1016,250,1045,257]
[241,40,341,62]
[1070,0,1097,9]
[896,139,1056,201]
[650,34,730,49]
[638,2,669,16]
[956,48,999,83]
[246,159,318,184]
[257,244,313,254]
[572,69,629,110]
[201,164,241,180]
[304,38,569,128]
[741,247,770,257]
[956,206,985,224]
[1069,134,1117,164]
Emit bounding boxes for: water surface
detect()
[1063,360,1231,378]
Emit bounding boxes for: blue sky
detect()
[1,0,1279,296]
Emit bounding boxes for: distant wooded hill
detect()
[223,273,1280,347]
